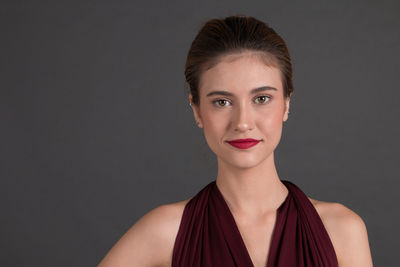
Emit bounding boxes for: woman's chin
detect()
[218,155,267,170]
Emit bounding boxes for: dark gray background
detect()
[1,0,399,266]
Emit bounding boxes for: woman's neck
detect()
[215,153,288,219]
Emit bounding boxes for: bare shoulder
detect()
[98,198,191,267]
[309,198,373,267]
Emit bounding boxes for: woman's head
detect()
[185,15,293,169]
[185,15,293,107]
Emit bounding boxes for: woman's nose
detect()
[233,103,254,132]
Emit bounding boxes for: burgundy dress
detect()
[172,180,338,267]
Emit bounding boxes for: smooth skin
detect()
[98,52,373,267]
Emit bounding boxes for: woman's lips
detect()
[226,138,261,149]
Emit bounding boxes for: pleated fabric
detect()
[172,180,338,267]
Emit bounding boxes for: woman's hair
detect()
[185,15,293,106]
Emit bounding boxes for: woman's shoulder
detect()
[308,197,373,266]
[145,198,191,227]
[309,197,364,226]
[137,198,191,240]
[98,198,191,267]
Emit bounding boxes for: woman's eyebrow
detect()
[206,86,277,97]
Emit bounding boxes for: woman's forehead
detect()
[218,50,278,65]
[199,54,283,94]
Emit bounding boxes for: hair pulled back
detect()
[185,15,293,106]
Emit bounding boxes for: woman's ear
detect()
[283,97,290,122]
[189,94,203,128]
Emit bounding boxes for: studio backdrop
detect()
[1,1,399,266]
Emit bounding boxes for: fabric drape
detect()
[172,180,338,267]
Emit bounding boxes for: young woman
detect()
[98,15,373,267]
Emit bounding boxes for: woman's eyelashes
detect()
[212,95,271,107]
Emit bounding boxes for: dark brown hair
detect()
[185,15,293,106]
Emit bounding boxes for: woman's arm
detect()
[97,203,184,267]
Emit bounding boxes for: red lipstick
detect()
[226,138,261,149]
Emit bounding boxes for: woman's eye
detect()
[255,95,271,104]
[213,99,231,107]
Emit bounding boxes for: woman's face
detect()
[189,52,290,169]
